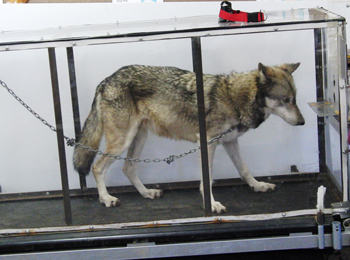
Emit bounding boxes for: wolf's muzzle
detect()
[297,119,305,126]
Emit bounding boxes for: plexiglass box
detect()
[0,7,348,258]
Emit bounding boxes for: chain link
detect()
[1,79,235,164]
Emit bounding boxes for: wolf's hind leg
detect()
[200,142,227,214]
[223,139,276,192]
[93,152,120,207]
[122,126,163,199]
[93,119,141,207]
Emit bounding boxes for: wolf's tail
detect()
[73,93,103,176]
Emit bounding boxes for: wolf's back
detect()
[73,93,103,176]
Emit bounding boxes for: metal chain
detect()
[1,80,58,133]
[1,79,235,164]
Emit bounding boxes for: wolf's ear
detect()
[280,63,300,74]
[258,63,274,83]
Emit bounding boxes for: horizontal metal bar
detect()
[1,231,350,260]
[0,22,339,53]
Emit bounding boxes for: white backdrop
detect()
[0,1,339,193]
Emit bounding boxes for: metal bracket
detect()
[332,201,350,220]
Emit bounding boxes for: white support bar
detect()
[0,208,332,236]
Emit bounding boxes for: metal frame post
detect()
[48,48,73,225]
[314,28,327,175]
[66,47,86,190]
[191,37,212,217]
[337,22,349,201]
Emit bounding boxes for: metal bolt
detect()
[274,28,278,31]
[282,213,286,217]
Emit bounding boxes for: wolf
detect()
[73,63,305,213]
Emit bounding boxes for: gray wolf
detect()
[73,63,305,213]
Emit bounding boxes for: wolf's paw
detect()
[250,182,276,193]
[142,189,163,199]
[100,195,120,207]
[212,201,227,214]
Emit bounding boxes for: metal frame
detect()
[337,21,349,201]
[37,9,345,225]
[1,231,350,260]
[0,9,345,58]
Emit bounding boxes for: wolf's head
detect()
[258,63,305,126]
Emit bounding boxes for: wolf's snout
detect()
[295,107,305,126]
[297,118,305,126]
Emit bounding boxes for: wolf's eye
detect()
[283,97,291,103]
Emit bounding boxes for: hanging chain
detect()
[1,79,235,164]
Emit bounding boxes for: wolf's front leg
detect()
[222,139,276,192]
[200,182,227,213]
[200,142,227,213]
